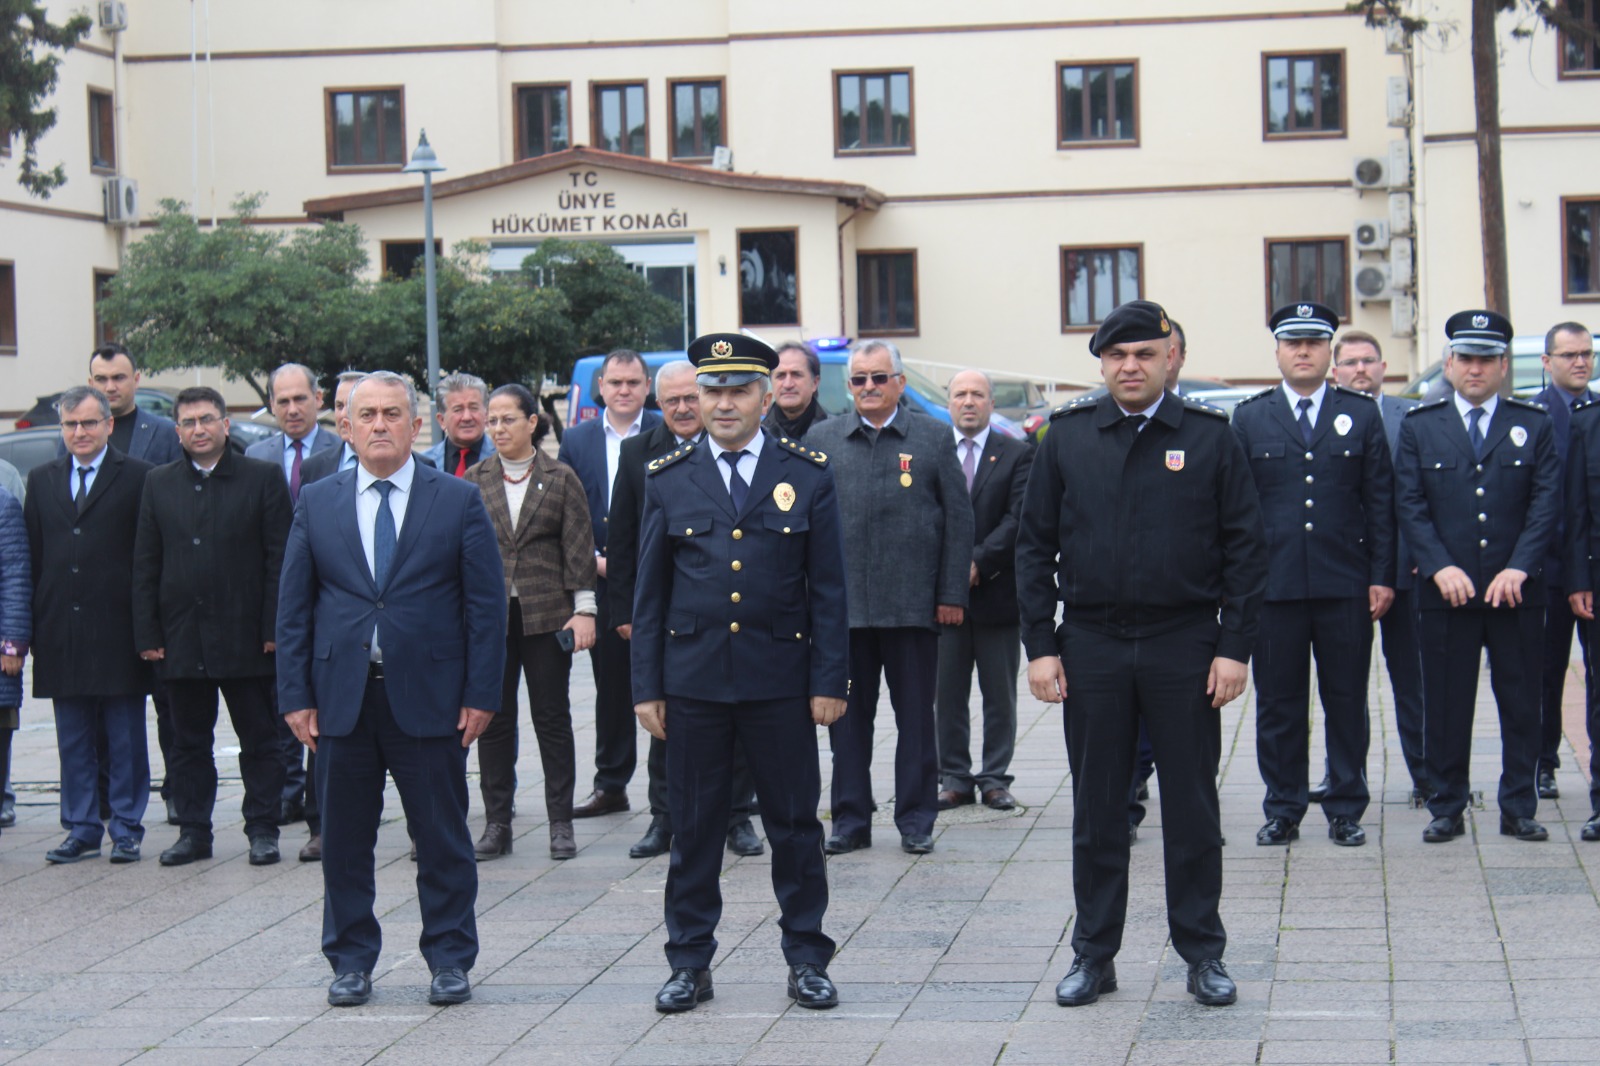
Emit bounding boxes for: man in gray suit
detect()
[1331,331,1427,798]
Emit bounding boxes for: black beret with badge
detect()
[1444,309,1513,356]
[1088,299,1173,356]
[1269,302,1339,340]
[687,332,778,386]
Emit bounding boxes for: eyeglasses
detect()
[659,395,698,410]
[177,414,224,430]
[484,416,528,429]
[1549,350,1595,361]
[848,373,896,387]
[61,419,105,432]
[1335,357,1381,368]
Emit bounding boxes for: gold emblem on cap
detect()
[711,339,733,357]
[773,482,796,512]
[1160,313,1170,332]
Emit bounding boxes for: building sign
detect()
[490,170,690,236]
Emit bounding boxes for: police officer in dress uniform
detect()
[1016,301,1267,1008]
[631,333,848,1014]
[1560,344,1600,840]
[1395,310,1561,844]
[1232,303,1396,849]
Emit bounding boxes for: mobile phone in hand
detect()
[555,628,577,653]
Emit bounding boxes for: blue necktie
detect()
[1296,397,1314,446]
[372,480,396,588]
[720,451,749,512]
[1468,407,1485,461]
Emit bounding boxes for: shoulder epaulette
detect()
[1229,387,1277,409]
[1505,395,1549,413]
[1575,397,1600,416]
[1049,395,1099,421]
[1182,396,1229,420]
[1330,383,1378,402]
[646,441,695,474]
[775,435,828,464]
[1405,398,1450,415]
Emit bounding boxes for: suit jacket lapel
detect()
[474,457,517,545]
[738,439,783,523]
[1308,394,1340,448]
[970,435,1001,498]
[51,457,81,526]
[513,453,556,544]
[384,468,438,590]
[1480,406,1516,459]
[329,470,377,593]
[687,447,737,520]
[1267,389,1306,444]
[76,451,122,519]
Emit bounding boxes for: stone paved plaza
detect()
[2,646,1598,1066]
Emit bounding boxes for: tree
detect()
[519,239,683,373]
[0,1,92,198]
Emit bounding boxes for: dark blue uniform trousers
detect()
[314,676,479,976]
[830,627,940,839]
[1538,583,1589,776]
[1380,588,1428,790]
[664,694,833,970]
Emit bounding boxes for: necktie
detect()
[961,438,978,492]
[1296,397,1314,446]
[453,446,469,478]
[289,439,304,503]
[74,466,91,513]
[372,480,396,588]
[720,450,749,512]
[1468,407,1485,461]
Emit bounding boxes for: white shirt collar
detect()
[1453,391,1499,424]
[707,430,765,464]
[356,455,416,495]
[1281,381,1328,421]
[285,425,319,452]
[602,409,645,440]
[954,425,991,452]
[860,406,897,431]
[75,446,109,472]
[1116,391,1164,422]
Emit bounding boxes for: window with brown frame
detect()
[89,89,115,171]
[858,251,918,336]
[592,82,648,157]
[1266,238,1350,320]
[1560,0,1600,75]
[1263,52,1344,138]
[515,84,570,160]
[0,262,17,355]
[1060,246,1142,330]
[381,240,444,280]
[835,70,913,153]
[326,87,405,170]
[93,270,117,347]
[1566,197,1600,300]
[669,79,724,161]
[1058,62,1138,147]
[738,229,799,327]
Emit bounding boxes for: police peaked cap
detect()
[1444,309,1513,356]
[1270,302,1339,340]
[688,332,778,386]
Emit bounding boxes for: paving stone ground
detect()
[1,643,1597,1065]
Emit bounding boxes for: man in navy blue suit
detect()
[277,371,506,1007]
[557,350,662,817]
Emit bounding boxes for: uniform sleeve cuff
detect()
[1214,633,1253,664]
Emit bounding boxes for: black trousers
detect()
[316,675,478,975]
[167,676,284,844]
[1061,618,1225,966]
[663,694,833,970]
[1579,615,1600,813]
[477,608,576,825]
[646,733,754,831]
[829,627,940,839]
[1380,588,1428,789]
[1254,598,1372,824]
[1421,607,1542,821]
[1538,583,1590,775]
[590,580,637,794]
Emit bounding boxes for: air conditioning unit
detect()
[103,176,139,226]
[1388,191,1413,236]
[1355,262,1393,302]
[98,1,127,32]
[1388,138,1412,189]
[710,146,733,171]
[1390,237,1414,288]
[1353,156,1388,190]
[1390,292,1416,337]
[1386,76,1412,128]
[1354,219,1391,252]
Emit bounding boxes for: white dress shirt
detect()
[602,410,645,508]
[68,446,109,498]
[708,431,764,493]
[1281,381,1327,428]
[1453,391,1499,437]
[279,424,322,480]
[356,457,415,660]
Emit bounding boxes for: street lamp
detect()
[402,129,446,443]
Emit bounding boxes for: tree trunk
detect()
[1472,0,1511,316]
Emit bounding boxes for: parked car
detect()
[1399,335,1548,400]
[989,376,1053,438]
[13,386,178,429]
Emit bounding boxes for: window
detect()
[738,229,799,327]
[669,79,724,161]
[326,87,405,170]
[514,84,570,159]
[858,251,918,335]
[592,82,648,157]
[89,88,115,171]
[1058,61,1138,147]
[0,262,16,355]
[1561,1,1600,75]
[1566,197,1600,300]
[835,70,913,153]
[1266,238,1349,320]
[1060,246,1142,330]
[381,240,443,280]
[1263,52,1344,137]
[93,270,116,347]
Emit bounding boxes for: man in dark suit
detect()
[24,386,153,864]
[632,333,848,1013]
[134,387,293,867]
[763,341,830,440]
[1330,331,1427,801]
[607,360,761,860]
[277,371,506,1007]
[806,340,973,856]
[557,349,663,818]
[935,369,1033,813]
[1561,372,1600,840]
[1232,304,1395,849]
[1396,310,1561,844]
[1530,323,1597,800]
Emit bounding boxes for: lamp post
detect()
[402,129,446,443]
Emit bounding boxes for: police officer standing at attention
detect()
[631,333,848,1014]
[1232,304,1395,848]
[1017,300,1266,1008]
[1395,310,1560,843]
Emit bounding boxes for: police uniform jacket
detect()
[1561,400,1600,594]
[1230,384,1396,600]
[1395,396,1560,610]
[1533,382,1598,587]
[1014,393,1267,664]
[630,431,849,704]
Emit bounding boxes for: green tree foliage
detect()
[1,0,93,198]
[520,239,683,370]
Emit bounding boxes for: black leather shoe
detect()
[824,830,871,855]
[299,835,322,862]
[158,834,213,866]
[1500,816,1548,841]
[1054,956,1116,1006]
[900,833,934,855]
[1583,813,1600,842]
[474,822,513,861]
[428,967,471,1005]
[109,838,141,864]
[1423,814,1465,842]
[1187,958,1237,1006]
[630,819,672,859]
[981,787,1017,810]
[1255,817,1298,846]
[1308,776,1330,804]
[655,967,712,1012]
[327,972,372,1007]
[572,789,630,818]
[937,789,975,811]
[1328,817,1366,847]
[248,837,281,866]
[1537,770,1559,800]
[786,963,838,1009]
[46,836,102,864]
[727,821,764,856]
[278,799,305,826]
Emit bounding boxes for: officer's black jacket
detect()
[1561,400,1600,594]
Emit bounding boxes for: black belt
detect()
[368,661,385,680]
